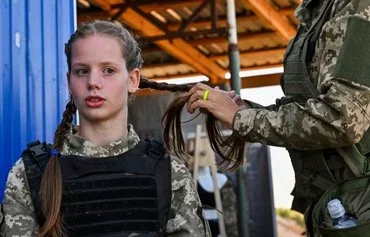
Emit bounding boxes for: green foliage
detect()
[276,208,305,227]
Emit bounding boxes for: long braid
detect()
[139,76,191,92]
[53,100,77,149]
[38,100,76,237]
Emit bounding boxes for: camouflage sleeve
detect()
[166,156,211,237]
[233,1,370,150]
[1,159,38,237]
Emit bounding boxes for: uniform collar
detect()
[61,124,141,157]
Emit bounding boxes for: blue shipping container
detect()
[0,0,75,200]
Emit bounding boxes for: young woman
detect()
[1,20,210,237]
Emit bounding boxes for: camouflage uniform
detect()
[0,125,211,237]
[233,0,370,212]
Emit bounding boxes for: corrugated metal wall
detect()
[0,0,75,200]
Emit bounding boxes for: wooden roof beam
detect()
[144,64,283,88]
[135,71,282,96]
[165,8,295,31]
[241,73,281,88]
[78,10,111,23]
[210,48,286,61]
[189,31,279,46]
[78,7,295,31]
[241,0,296,42]
[90,0,227,84]
[142,62,191,70]
[136,0,298,14]
[138,0,204,13]
[142,48,285,69]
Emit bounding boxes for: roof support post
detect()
[226,1,249,237]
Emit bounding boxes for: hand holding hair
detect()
[187,83,247,128]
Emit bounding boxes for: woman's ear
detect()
[128,68,140,93]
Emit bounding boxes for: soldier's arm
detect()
[233,2,370,150]
[166,157,211,237]
[1,159,38,237]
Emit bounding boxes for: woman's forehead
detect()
[71,34,124,63]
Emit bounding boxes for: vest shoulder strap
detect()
[22,140,51,225]
[146,138,166,159]
[140,138,172,231]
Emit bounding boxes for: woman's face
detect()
[68,34,139,125]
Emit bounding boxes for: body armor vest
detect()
[282,1,333,104]
[281,1,370,213]
[23,139,171,237]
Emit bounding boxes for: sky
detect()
[240,85,295,208]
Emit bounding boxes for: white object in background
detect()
[197,166,227,192]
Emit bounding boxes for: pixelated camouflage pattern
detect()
[166,157,211,236]
[1,125,211,236]
[233,0,370,151]
[1,158,38,237]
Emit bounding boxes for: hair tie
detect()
[50,149,59,157]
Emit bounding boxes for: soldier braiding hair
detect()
[162,94,246,170]
[140,75,246,169]
[38,20,245,236]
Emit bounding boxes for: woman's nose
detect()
[87,71,102,90]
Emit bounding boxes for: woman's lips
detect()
[85,96,106,108]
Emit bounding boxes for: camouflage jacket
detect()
[233,0,370,150]
[0,125,211,237]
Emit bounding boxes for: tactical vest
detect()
[282,0,370,213]
[23,139,172,237]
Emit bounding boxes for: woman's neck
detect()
[77,119,128,147]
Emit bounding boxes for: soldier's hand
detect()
[227,90,248,110]
[187,83,243,128]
